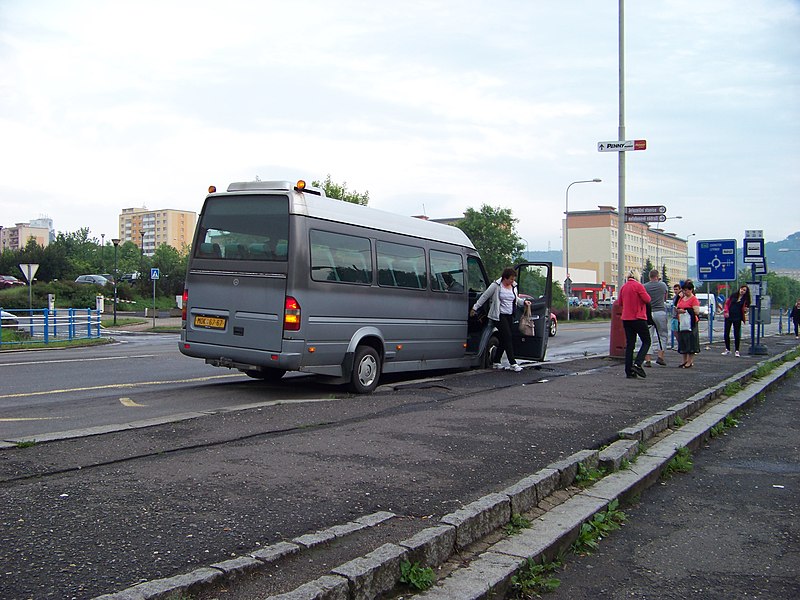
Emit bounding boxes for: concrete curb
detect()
[92,349,799,600]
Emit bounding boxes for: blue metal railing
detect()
[0,307,102,347]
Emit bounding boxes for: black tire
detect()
[243,368,286,381]
[349,345,382,394]
[549,317,557,337]
[482,334,501,369]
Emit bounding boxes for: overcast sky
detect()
[2,0,798,252]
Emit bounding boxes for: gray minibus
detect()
[179,180,553,392]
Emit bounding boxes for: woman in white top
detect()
[470,267,531,372]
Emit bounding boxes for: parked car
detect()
[0,275,25,289]
[75,274,111,286]
[579,298,594,308]
[548,311,558,337]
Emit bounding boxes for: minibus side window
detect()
[430,250,465,293]
[376,241,427,290]
[310,230,372,285]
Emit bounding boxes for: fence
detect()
[0,307,102,347]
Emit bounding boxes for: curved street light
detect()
[565,179,602,320]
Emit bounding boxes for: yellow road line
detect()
[0,373,243,400]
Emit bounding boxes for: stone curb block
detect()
[440,493,511,549]
[331,543,407,600]
[399,525,456,568]
[416,551,522,600]
[266,574,350,600]
[210,556,263,577]
[500,468,559,515]
[92,567,225,600]
[249,540,301,562]
[598,439,639,471]
[292,511,396,549]
[546,449,599,488]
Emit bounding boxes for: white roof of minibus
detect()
[223,181,475,250]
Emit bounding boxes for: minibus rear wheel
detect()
[350,346,381,394]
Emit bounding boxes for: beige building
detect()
[563,206,689,289]
[118,207,197,256]
[0,222,51,251]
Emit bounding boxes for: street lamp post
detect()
[112,238,120,326]
[101,233,105,273]
[565,179,602,320]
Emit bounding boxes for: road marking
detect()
[0,417,65,422]
[120,397,147,407]
[0,355,157,367]
[0,373,244,400]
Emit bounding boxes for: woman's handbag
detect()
[678,311,693,331]
[670,317,680,332]
[519,304,535,336]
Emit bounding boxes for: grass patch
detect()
[711,414,740,438]
[400,560,435,591]
[3,337,112,350]
[16,439,37,448]
[661,447,693,480]
[100,317,148,327]
[510,557,562,598]
[722,381,743,396]
[574,463,606,488]
[571,499,627,555]
[673,415,685,427]
[504,513,532,536]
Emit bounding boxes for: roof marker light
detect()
[208,185,216,193]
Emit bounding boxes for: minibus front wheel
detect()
[350,345,382,394]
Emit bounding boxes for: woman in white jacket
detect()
[470,267,531,372]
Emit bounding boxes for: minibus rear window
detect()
[194,195,289,261]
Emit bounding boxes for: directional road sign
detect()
[626,205,666,215]
[625,214,667,223]
[697,239,737,282]
[597,140,647,152]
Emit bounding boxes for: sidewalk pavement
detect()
[81,335,800,600]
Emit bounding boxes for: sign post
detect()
[150,268,160,329]
[743,231,768,355]
[18,263,39,311]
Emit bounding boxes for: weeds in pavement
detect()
[661,447,693,480]
[15,440,37,448]
[723,381,743,396]
[710,414,740,438]
[574,463,606,488]
[510,557,562,598]
[754,363,775,379]
[673,415,685,428]
[504,513,532,536]
[620,458,631,470]
[400,560,435,591]
[570,499,627,555]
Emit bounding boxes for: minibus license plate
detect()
[194,315,227,330]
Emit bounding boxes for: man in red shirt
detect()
[618,269,652,379]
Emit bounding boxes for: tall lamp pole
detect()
[112,238,120,326]
[101,233,105,273]
[565,178,602,320]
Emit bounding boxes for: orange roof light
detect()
[208,185,217,193]
[295,180,306,190]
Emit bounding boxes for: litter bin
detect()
[609,300,626,358]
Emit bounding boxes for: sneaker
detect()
[632,363,647,378]
[721,350,730,355]
[656,357,667,366]
[626,373,639,379]
[644,360,652,367]
[735,351,740,357]
[510,364,523,372]
[492,363,504,370]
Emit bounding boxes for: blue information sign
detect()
[697,239,737,282]
[150,268,160,280]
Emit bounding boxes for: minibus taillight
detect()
[181,289,188,321]
[284,296,301,331]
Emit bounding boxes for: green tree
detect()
[312,174,370,205]
[642,259,655,282]
[661,263,670,288]
[455,205,524,279]
[151,243,187,297]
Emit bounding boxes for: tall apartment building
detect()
[0,222,52,251]
[118,207,197,256]
[563,205,689,289]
